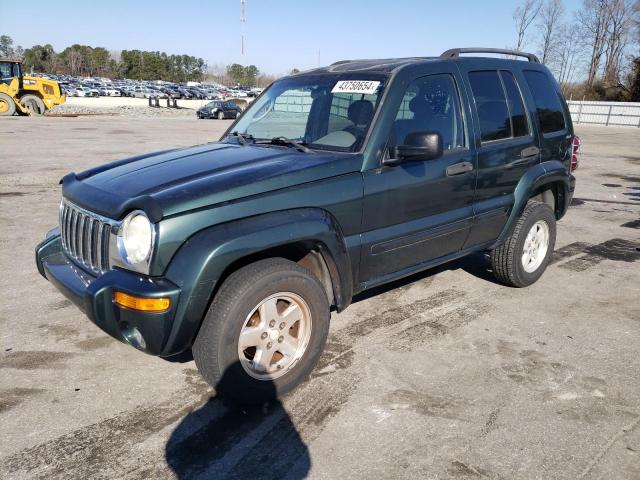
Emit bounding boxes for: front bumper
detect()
[36,232,182,356]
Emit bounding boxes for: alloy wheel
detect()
[237,292,312,380]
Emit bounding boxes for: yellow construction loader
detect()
[0,58,66,116]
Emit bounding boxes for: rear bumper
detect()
[36,233,184,356]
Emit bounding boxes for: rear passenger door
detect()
[459,68,539,248]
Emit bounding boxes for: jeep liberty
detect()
[36,48,578,403]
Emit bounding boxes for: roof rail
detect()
[440,48,540,63]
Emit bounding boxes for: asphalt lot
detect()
[0,116,639,480]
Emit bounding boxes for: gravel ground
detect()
[0,117,639,480]
[47,103,197,118]
[45,96,249,118]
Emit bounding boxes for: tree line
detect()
[512,0,640,100]
[0,35,207,82]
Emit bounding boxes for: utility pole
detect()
[240,0,246,56]
[317,49,320,67]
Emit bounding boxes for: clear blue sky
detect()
[1,0,583,75]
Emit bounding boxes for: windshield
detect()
[229,74,387,152]
[0,61,21,81]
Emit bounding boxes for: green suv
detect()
[36,48,578,403]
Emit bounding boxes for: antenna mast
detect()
[240,0,246,56]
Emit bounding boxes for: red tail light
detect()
[570,135,580,171]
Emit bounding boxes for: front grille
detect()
[59,200,113,273]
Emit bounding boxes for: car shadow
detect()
[352,251,498,304]
[165,362,310,479]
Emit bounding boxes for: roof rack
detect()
[440,48,540,63]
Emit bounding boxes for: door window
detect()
[468,71,511,142]
[469,70,532,142]
[500,71,529,137]
[523,70,566,134]
[391,74,464,150]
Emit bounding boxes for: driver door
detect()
[359,71,477,284]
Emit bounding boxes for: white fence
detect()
[568,100,640,127]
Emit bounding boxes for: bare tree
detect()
[66,49,83,76]
[555,23,585,87]
[537,0,565,64]
[514,0,543,50]
[602,0,636,82]
[578,0,612,86]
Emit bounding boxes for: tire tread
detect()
[490,200,554,287]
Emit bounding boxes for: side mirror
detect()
[384,131,443,166]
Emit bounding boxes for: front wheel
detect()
[490,201,556,287]
[193,258,330,404]
[0,93,16,116]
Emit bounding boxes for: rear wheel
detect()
[19,94,46,115]
[193,258,330,404]
[0,93,16,116]
[490,201,556,287]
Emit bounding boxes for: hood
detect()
[61,142,361,221]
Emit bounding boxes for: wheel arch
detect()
[160,208,353,356]
[19,89,44,100]
[492,161,570,249]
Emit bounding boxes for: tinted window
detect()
[391,74,464,150]
[468,71,510,142]
[524,70,566,134]
[500,71,529,137]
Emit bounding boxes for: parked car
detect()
[196,101,242,119]
[187,87,208,99]
[76,86,99,97]
[36,48,578,405]
[131,86,161,98]
[163,87,182,98]
[175,87,193,99]
[104,86,121,97]
[228,89,248,98]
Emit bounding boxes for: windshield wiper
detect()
[227,131,254,145]
[254,136,311,153]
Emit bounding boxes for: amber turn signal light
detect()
[113,292,171,312]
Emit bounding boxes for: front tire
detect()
[490,201,556,287]
[0,93,16,116]
[193,258,330,404]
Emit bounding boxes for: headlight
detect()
[117,211,153,265]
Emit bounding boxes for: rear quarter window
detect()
[523,70,566,134]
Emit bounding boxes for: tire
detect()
[490,201,556,287]
[19,94,46,115]
[217,110,225,120]
[0,93,16,116]
[193,258,330,404]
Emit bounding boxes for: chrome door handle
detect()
[446,161,474,176]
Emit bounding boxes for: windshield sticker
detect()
[331,80,381,95]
